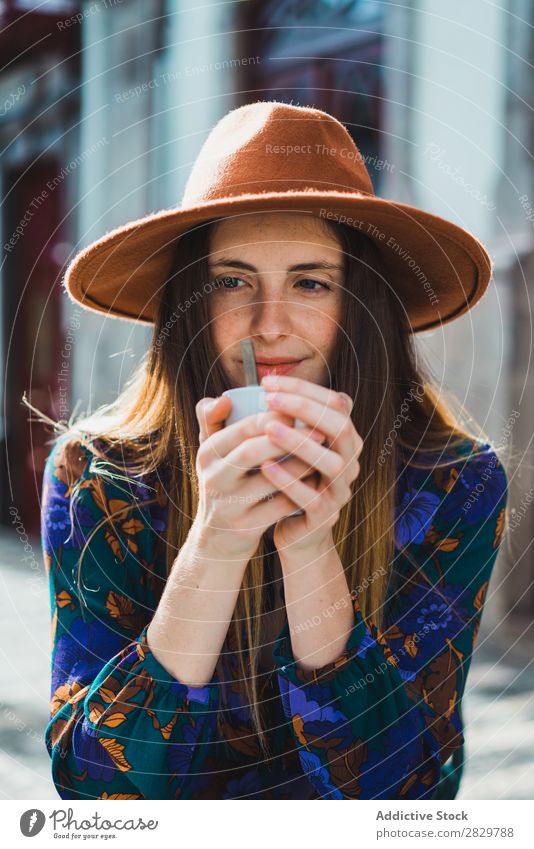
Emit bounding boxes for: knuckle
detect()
[292,396,306,415]
[196,444,209,468]
[204,477,220,498]
[281,458,302,477]
[306,497,321,514]
[340,418,353,438]
[323,388,338,407]
[331,455,345,477]
[239,443,254,464]
[241,416,258,440]
[196,398,210,421]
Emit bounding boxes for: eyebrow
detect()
[208,258,343,273]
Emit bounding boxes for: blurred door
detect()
[1,159,65,534]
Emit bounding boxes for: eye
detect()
[297,278,332,292]
[213,275,247,290]
[212,275,333,293]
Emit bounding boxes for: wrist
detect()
[278,531,334,566]
[188,520,256,564]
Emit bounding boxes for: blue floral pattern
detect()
[42,433,508,799]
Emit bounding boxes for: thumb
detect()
[196,395,231,444]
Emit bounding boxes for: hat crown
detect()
[64,99,490,332]
[181,100,375,206]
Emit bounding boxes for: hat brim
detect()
[63,190,492,333]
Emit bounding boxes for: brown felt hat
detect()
[63,100,493,333]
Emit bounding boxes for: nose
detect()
[249,295,294,340]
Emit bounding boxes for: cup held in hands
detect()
[221,385,305,518]
[221,385,306,428]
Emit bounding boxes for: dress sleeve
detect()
[271,441,509,799]
[41,434,220,800]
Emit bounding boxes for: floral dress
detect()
[41,433,508,800]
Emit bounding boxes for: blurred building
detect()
[0,0,531,636]
[0,0,81,533]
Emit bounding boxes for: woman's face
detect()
[207,212,344,388]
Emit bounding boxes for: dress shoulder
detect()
[43,430,166,499]
[394,436,508,550]
[44,432,94,486]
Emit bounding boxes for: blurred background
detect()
[0,0,533,799]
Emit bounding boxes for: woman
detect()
[39,101,509,800]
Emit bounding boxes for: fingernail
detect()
[341,393,352,409]
[206,398,218,412]
[262,375,279,388]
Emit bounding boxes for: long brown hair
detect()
[29,213,510,759]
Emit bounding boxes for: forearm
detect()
[279,536,355,672]
[147,523,250,686]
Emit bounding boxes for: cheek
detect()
[210,317,228,356]
[210,310,245,358]
[298,310,340,352]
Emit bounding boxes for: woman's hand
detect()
[259,374,363,555]
[193,394,327,559]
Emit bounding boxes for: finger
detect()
[239,487,305,530]
[264,391,356,461]
[264,420,345,481]
[196,395,232,445]
[261,373,353,415]
[201,408,325,460]
[246,426,325,476]
[261,376,363,465]
[269,422,325,450]
[223,430,327,479]
[237,460,319,506]
[269,453,320,477]
[260,461,325,516]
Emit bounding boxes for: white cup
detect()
[221,385,306,428]
[221,385,306,517]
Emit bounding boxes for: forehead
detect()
[208,211,342,260]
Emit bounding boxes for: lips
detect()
[255,362,300,377]
[243,358,303,365]
[237,356,304,377]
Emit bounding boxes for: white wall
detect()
[73,0,158,413]
[151,0,241,208]
[72,0,240,413]
[383,1,511,445]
